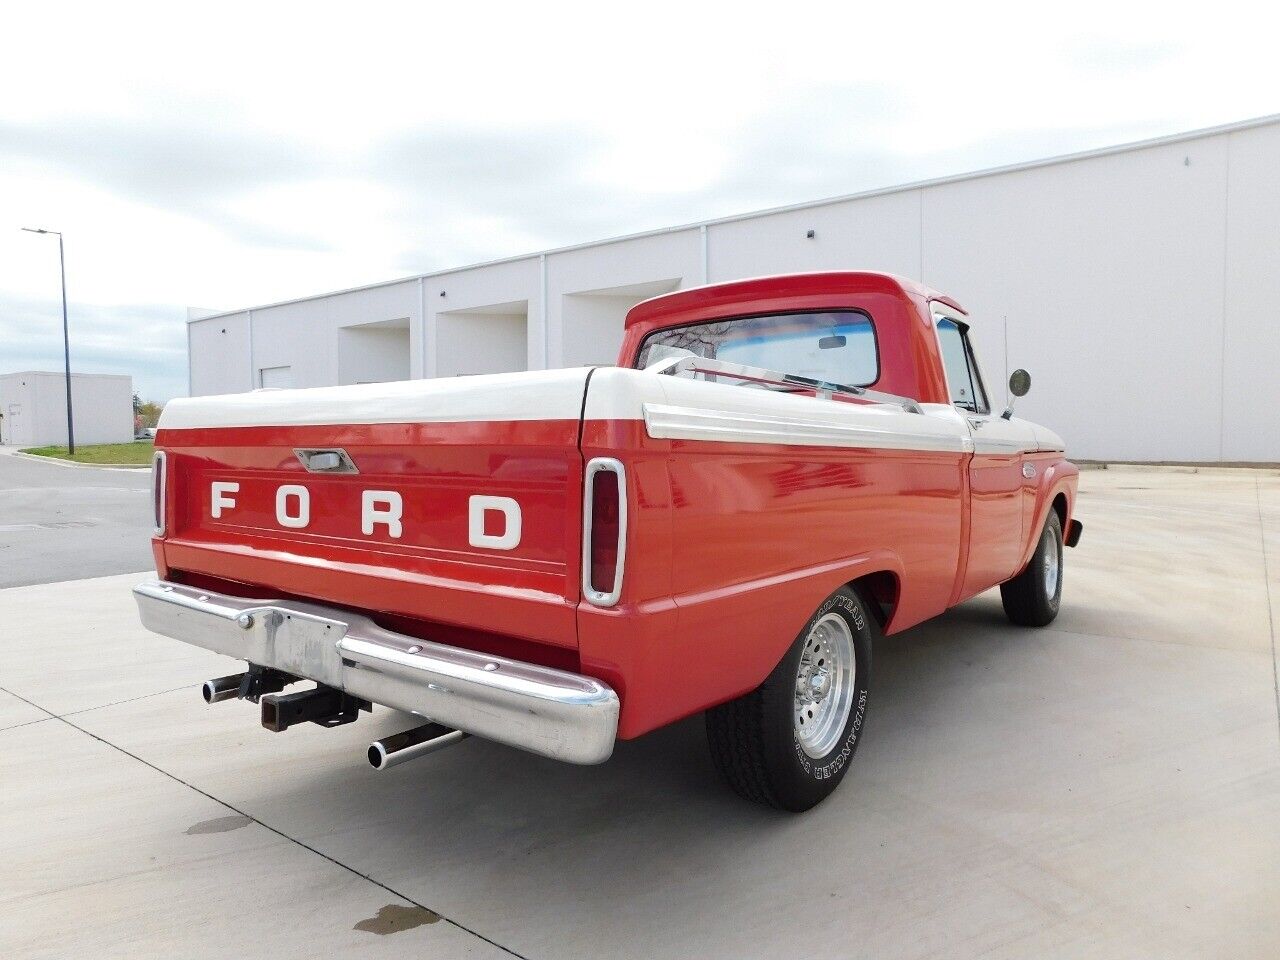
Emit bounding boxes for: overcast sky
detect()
[1,2,1275,402]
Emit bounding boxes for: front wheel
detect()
[1000,510,1063,627]
[706,587,873,812]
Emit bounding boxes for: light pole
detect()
[21,227,75,454]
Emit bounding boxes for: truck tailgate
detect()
[154,370,592,650]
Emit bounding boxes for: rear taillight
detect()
[152,450,167,536]
[582,458,627,607]
[590,473,620,591]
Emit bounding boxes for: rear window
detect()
[635,310,878,387]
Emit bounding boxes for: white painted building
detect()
[0,371,134,447]
[188,115,1280,463]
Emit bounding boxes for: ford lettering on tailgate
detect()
[205,478,524,551]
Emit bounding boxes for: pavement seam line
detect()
[0,716,57,734]
[0,684,197,734]
[58,684,199,719]
[0,683,531,960]
[1256,479,1280,749]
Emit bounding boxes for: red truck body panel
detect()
[578,417,967,738]
[154,417,586,655]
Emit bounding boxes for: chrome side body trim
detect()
[581,457,628,607]
[642,403,969,453]
[652,354,925,415]
[132,580,619,764]
[966,412,1045,456]
[971,436,1035,454]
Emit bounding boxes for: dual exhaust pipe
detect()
[202,673,243,704]
[202,671,466,770]
[367,722,468,771]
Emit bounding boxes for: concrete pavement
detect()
[1,466,1278,958]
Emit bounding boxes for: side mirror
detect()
[1002,369,1031,419]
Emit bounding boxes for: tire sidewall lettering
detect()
[791,593,870,781]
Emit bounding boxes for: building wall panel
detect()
[708,190,922,283]
[922,137,1229,462]
[1221,123,1280,462]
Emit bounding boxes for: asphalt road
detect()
[0,449,155,587]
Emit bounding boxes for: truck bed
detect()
[154,370,595,656]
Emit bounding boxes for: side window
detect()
[934,315,990,414]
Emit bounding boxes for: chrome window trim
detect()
[635,307,882,389]
[581,457,627,608]
[152,450,167,536]
[930,304,992,416]
[960,327,992,415]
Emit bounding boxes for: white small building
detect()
[0,371,135,448]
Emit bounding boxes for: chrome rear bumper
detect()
[132,579,619,764]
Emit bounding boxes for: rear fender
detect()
[584,549,904,740]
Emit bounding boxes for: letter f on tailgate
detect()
[211,481,239,518]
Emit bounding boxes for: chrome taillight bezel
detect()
[152,449,168,536]
[581,457,627,608]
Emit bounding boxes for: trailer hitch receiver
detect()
[261,686,370,732]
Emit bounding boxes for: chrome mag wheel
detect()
[794,611,856,758]
[1043,525,1061,598]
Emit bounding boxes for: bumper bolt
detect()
[236,613,254,630]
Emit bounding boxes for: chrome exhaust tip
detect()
[368,722,467,771]
[202,673,246,704]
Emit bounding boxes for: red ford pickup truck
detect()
[136,271,1081,811]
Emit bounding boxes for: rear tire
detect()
[1000,510,1063,627]
[706,587,873,812]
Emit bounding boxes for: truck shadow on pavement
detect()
[228,592,1049,928]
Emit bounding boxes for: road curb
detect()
[1077,460,1280,477]
[8,450,150,472]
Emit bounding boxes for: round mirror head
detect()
[1009,369,1031,397]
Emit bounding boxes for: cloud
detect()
[1065,39,1182,72]
[0,97,1207,409]
[0,113,337,252]
[0,292,186,401]
[0,10,1268,407]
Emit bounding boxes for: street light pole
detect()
[21,227,75,454]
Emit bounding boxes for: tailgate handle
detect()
[295,448,359,474]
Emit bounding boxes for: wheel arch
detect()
[845,569,899,632]
[1051,491,1068,529]
[1015,460,1077,574]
